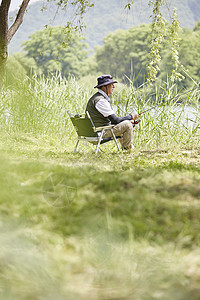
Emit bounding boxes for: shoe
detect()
[122,145,134,152]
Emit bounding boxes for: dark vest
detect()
[85,92,111,127]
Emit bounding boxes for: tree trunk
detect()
[0,43,7,89]
[0,0,30,88]
[0,0,10,88]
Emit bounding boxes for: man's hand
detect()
[132,113,139,120]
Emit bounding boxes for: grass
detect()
[1,133,200,299]
[0,75,200,299]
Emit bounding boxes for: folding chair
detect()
[68,111,121,154]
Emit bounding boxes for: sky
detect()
[10,0,40,11]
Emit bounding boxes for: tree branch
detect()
[7,0,30,43]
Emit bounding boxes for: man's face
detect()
[102,83,115,96]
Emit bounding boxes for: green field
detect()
[0,76,200,299]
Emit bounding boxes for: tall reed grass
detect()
[114,78,200,149]
[0,73,199,150]
[0,74,90,136]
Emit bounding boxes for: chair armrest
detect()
[94,125,115,132]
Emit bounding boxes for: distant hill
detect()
[8,0,200,55]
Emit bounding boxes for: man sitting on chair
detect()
[85,75,139,151]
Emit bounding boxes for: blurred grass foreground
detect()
[0,75,200,299]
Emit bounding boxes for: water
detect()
[114,103,200,130]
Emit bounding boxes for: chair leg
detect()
[95,129,104,154]
[74,139,79,153]
[110,128,121,151]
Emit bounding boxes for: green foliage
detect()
[176,28,200,87]
[7,0,200,88]
[147,0,167,83]
[160,23,200,88]
[21,26,89,78]
[146,1,185,83]
[14,52,41,76]
[4,56,27,87]
[193,18,200,31]
[89,17,200,89]
[94,24,151,87]
[9,0,200,54]
[44,0,94,33]
[168,10,184,82]
[124,1,134,10]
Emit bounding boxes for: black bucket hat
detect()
[94,75,117,88]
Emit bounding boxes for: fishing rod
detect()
[131,85,199,126]
[139,85,199,115]
[131,98,174,126]
[139,102,164,115]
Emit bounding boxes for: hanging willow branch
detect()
[147,0,166,83]
[148,0,184,83]
[169,9,185,82]
[126,0,183,84]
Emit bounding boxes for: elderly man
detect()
[85,74,139,151]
